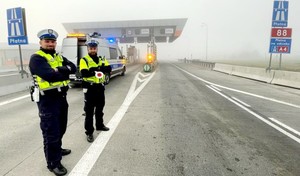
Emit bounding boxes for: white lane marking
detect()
[137,77,146,82]
[69,71,156,176]
[207,85,300,144]
[0,73,19,77]
[138,72,151,78]
[175,65,300,109]
[231,97,251,107]
[137,72,151,82]
[211,84,221,91]
[269,118,300,137]
[0,95,30,106]
[206,85,220,92]
[207,85,247,107]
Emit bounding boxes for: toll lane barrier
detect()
[213,63,300,89]
[213,63,233,74]
[214,64,274,83]
[231,66,275,83]
[272,70,300,89]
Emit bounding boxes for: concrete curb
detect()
[213,63,300,89]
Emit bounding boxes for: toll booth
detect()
[127,45,138,63]
[62,18,187,71]
[143,39,157,72]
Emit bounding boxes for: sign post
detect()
[268,0,292,70]
[6,7,28,78]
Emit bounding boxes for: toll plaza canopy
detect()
[62,18,187,43]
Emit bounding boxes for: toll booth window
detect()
[109,48,118,60]
[135,29,140,35]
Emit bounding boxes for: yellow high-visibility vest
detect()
[34,50,69,91]
[79,55,109,84]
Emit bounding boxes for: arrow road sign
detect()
[143,64,151,72]
[7,7,28,45]
[272,1,289,27]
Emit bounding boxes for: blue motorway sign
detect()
[269,38,292,53]
[7,7,28,45]
[272,1,289,27]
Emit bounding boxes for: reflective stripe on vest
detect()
[81,55,106,84]
[34,50,69,91]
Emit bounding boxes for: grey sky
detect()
[1,0,299,63]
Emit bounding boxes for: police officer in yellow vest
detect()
[79,39,111,143]
[29,29,76,176]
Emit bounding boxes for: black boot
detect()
[49,163,67,176]
[61,148,71,156]
[87,134,94,142]
[96,126,110,131]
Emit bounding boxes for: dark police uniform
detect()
[79,39,111,143]
[29,29,76,175]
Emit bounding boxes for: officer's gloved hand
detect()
[99,66,105,72]
[56,66,71,74]
[88,67,99,76]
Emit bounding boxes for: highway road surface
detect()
[0,62,299,176]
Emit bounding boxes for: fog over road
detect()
[1,62,300,176]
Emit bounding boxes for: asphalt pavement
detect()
[1,62,300,176]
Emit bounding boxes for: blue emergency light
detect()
[107,38,115,43]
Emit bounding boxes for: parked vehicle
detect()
[60,33,126,85]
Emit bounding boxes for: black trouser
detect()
[37,90,68,169]
[84,83,105,135]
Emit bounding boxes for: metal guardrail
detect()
[178,59,215,70]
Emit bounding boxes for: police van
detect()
[60,33,126,85]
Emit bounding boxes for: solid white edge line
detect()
[207,85,300,144]
[68,71,156,176]
[210,84,221,91]
[174,65,300,109]
[0,95,30,106]
[206,85,244,108]
[0,73,19,77]
[231,97,251,107]
[269,118,300,136]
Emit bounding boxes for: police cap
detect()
[37,29,58,40]
[85,39,99,47]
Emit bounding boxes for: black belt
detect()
[88,83,104,88]
[83,81,104,87]
[41,86,68,95]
